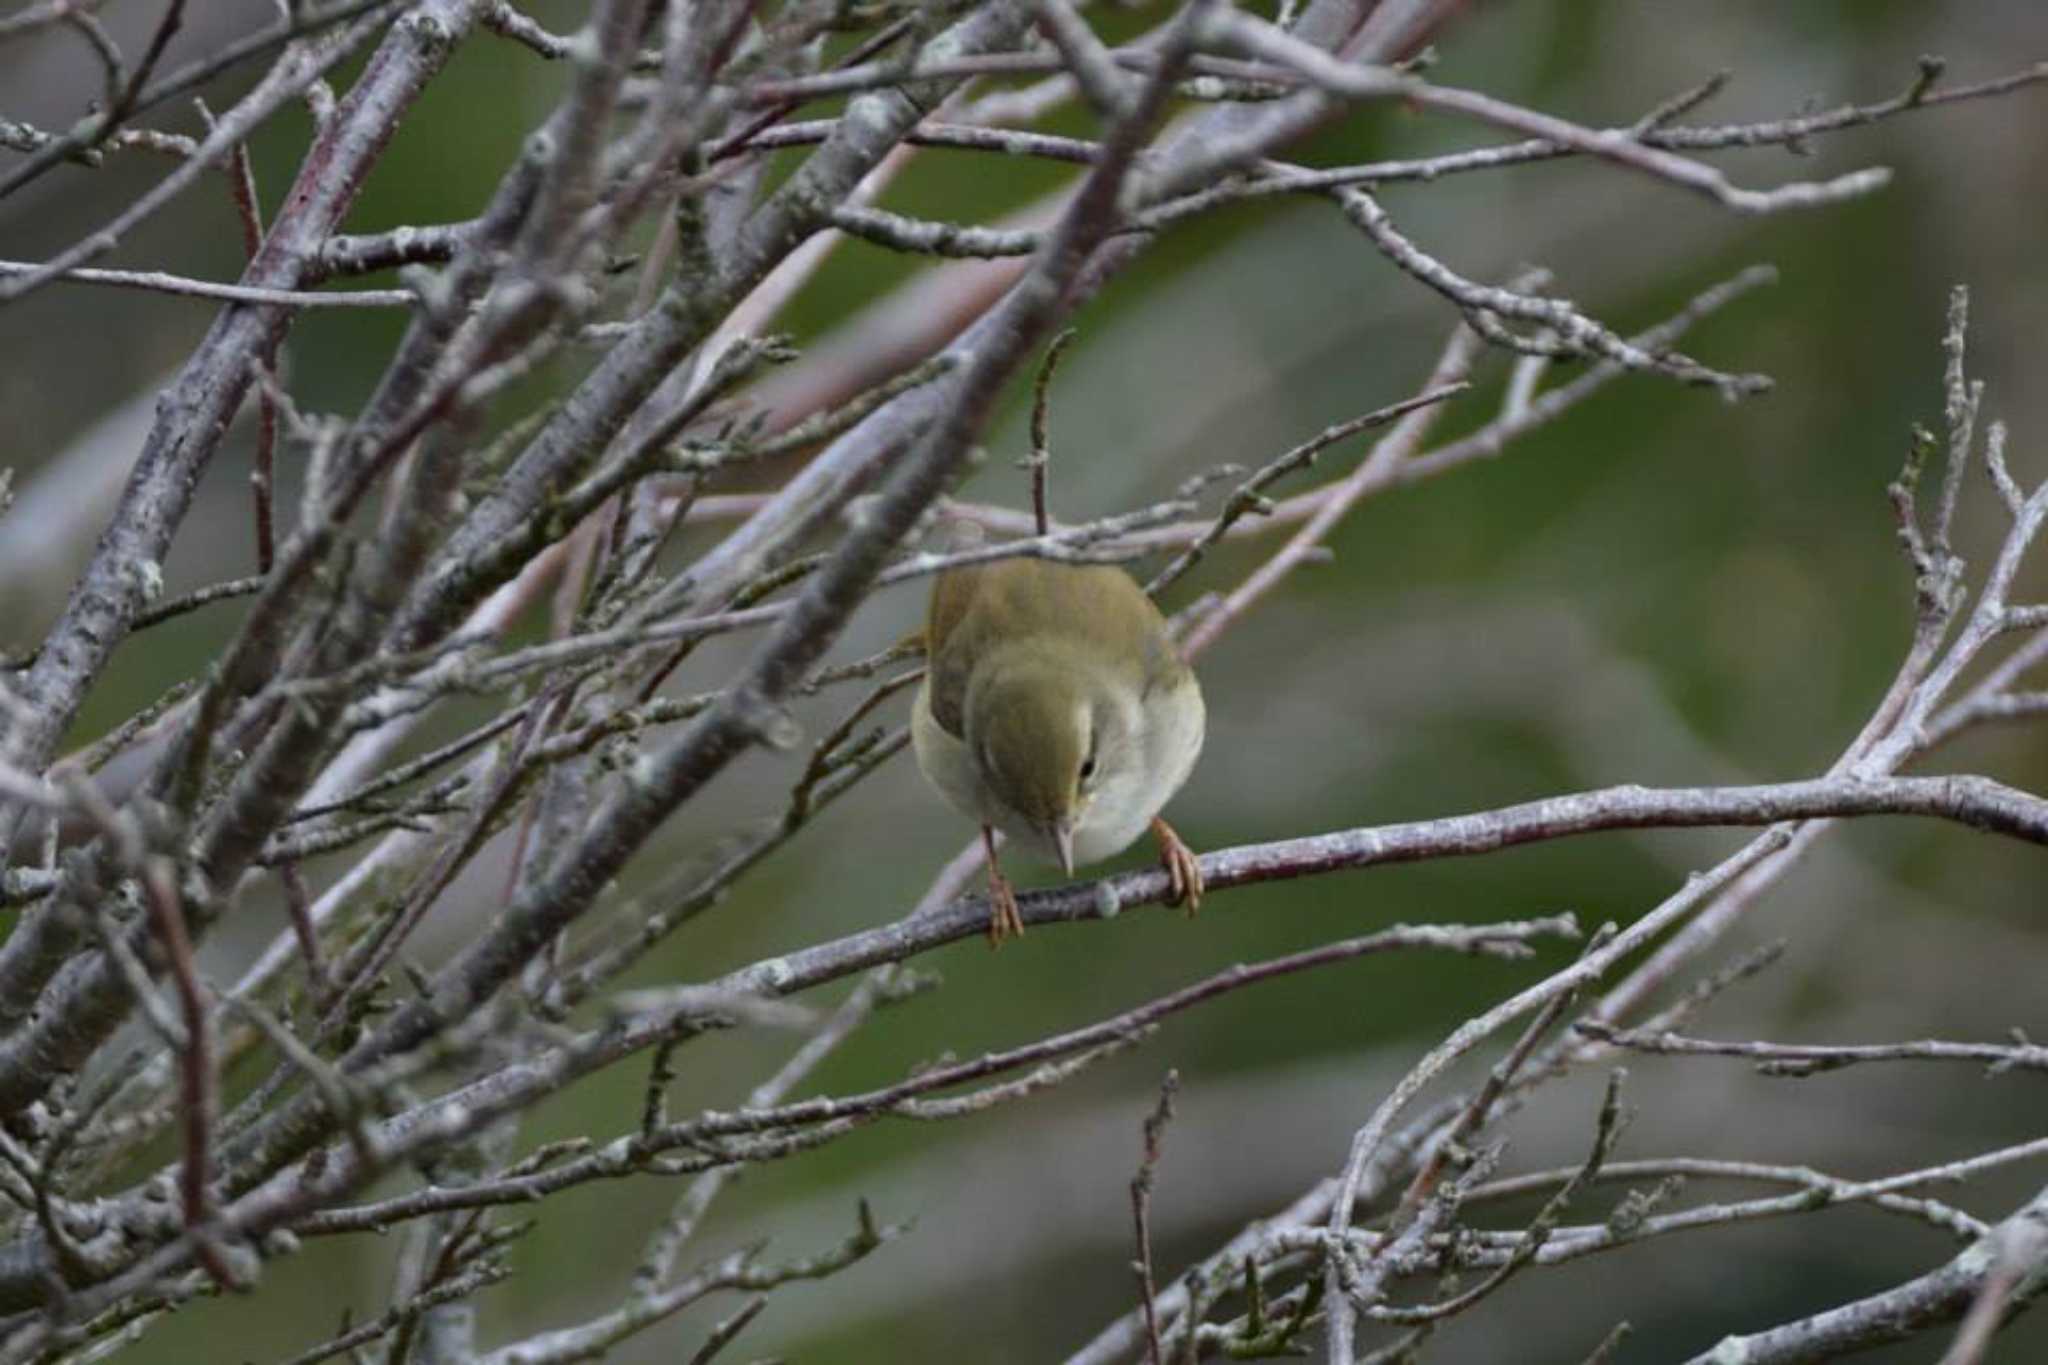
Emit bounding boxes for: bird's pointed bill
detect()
[1050,824,1075,876]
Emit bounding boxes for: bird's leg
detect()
[982,824,1025,946]
[1150,816,1204,915]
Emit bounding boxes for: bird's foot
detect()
[983,827,1025,946]
[1151,816,1203,915]
[985,868,1025,946]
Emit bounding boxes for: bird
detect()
[912,536,1206,944]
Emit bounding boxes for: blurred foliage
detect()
[1,1,2045,1361]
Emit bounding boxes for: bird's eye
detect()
[1079,755,1097,783]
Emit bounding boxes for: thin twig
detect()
[1132,1070,1180,1365]
[1027,328,1078,535]
[1576,1022,2048,1077]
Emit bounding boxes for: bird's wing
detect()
[924,562,990,740]
[1078,566,1193,700]
[925,558,1194,736]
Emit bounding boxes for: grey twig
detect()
[1147,381,1467,597]
[1212,12,1896,215]
[0,260,415,309]
[1333,188,1769,398]
[1678,1184,2048,1365]
[1375,1070,1627,1325]
[1132,1070,1180,1365]
[130,576,266,631]
[0,0,404,198]
[272,1257,510,1365]
[1027,328,1078,536]
[1576,1022,2048,1077]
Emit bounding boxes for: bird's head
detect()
[964,647,1130,873]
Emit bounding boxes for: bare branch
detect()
[1577,1022,2048,1077]
[1679,1184,2048,1365]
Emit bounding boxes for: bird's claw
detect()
[986,869,1025,946]
[1151,816,1203,916]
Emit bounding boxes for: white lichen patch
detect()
[129,558,163,604]
[1092,881,1122,918]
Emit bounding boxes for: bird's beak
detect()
[1050,824,1075,877]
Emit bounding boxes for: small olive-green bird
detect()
[913,543,1205,944]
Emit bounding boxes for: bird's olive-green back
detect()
[924,558,1190,740]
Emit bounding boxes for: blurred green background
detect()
[3,1,2046,1360]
